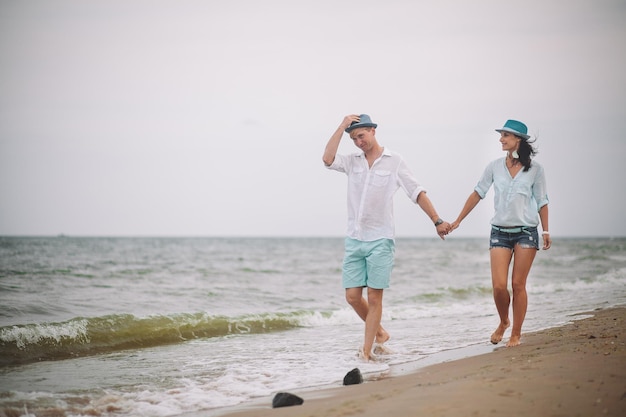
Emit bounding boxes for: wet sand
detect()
[219,306,626,417]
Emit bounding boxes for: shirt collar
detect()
[357,146,391,158]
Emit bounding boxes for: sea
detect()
[1,236,625,416]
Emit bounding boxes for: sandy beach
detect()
[220,306,626,417]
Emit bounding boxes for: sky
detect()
[1,0,625,238]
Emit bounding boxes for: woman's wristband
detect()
[542,231,550,235]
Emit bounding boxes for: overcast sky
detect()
[1,0,625,238]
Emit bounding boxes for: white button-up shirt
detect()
[327,148,426,241]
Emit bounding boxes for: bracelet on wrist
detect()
[542,231,550,235]
[434,218,444,227]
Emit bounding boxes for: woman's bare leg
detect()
[507,245,537,347]
[490,248,513,344]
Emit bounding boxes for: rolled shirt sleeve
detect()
[532,164,549,210]
[474,162,494,199]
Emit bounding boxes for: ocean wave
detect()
[0,311,311,366]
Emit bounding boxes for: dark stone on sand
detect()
[343,367,363,385]
[272,392,304,408]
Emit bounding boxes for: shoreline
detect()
[206,306,625,417]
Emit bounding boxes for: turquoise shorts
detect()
[342,238,395,289]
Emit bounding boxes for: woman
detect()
[450,119,551,347]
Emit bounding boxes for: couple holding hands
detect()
[323,114,550,361]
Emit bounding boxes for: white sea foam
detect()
[0,319,90,348]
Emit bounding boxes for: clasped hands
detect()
[435,220,460,240]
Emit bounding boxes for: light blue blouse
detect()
[474,157,549,227]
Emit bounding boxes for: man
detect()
[323,114,450,361]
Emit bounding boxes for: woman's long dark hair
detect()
[516,136,538,172]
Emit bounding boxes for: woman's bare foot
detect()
[506,334,521,347]
[490,320,510,344]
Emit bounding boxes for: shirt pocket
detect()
[507,181,530,203]
[349,166,366,184]
[371,169,392,187]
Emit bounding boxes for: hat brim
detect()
[345,123,377,133]
[495,127,530,140]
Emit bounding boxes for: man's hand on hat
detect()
[341,114,360,130]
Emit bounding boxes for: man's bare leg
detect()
[362,288,384,359]
[345,287,388,359]
[345,287,389,343]
[490,248,513,344]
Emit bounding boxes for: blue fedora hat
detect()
[495,119,530,140]
[345,114,378,133]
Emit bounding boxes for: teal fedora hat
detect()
[345,114,378,133]
[496,119,530,140]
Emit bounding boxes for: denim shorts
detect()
[490,226,539,250]
[342,238,395,289]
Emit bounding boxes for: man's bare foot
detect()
[358,347,377,362]
[506,334,521,347]
[490,320,510,344]
[373,343,394,355]
[375,329,390,345]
